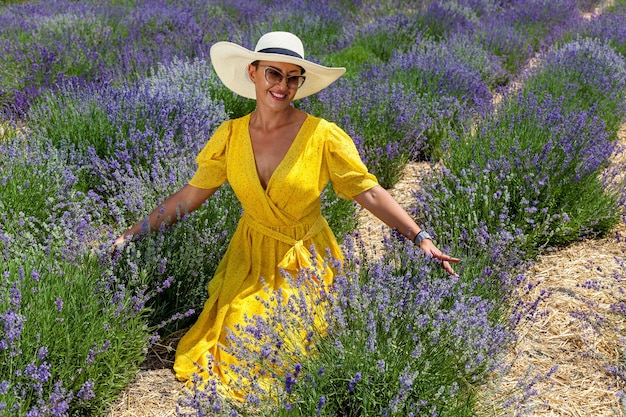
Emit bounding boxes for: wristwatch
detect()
[413,230,432,246]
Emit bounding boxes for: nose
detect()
[276,76,289,89]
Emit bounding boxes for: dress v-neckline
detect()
[246,114,309,192]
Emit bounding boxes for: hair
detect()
[250,60,305,75]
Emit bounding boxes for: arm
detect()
[114,184,218,246]
[354,185,460,275]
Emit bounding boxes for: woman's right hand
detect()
[110,234,129,259]
[113,235,126,248]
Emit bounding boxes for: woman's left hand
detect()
[420,239,461,276]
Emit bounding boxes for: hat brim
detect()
[210,41,346,100]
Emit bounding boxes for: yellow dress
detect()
[173,113,378,394]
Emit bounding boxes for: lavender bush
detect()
[272,238,513,417]
[179,235,519,416]
[300,77,464,188]
[0,1,127,118]
[521,37,626,135]
[418,0,497,39]
[576,5,626,58]
[303,30,504,188]
[258,1,347,58]
[385,34,500,112]
[474,0,587,74]
[0,134,103,263]
[0,0,244,119]
[27,57,229,211]
[330,13,425,68]
[421,92,620,259]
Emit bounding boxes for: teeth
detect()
[271,91,286,98]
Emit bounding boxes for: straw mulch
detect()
[480,223,626,417]
[105,333,183,417]
[479,126,626,416]
[105,369,182,417]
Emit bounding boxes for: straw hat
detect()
[210,31,346,100]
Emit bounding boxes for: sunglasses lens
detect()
[265,68,283,84]
[286,76,304,89]
[263,67,305,89]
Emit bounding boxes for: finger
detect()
[442,261,459,277]
[441,254,461,263]
[432,251,461,263]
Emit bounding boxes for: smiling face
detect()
[248,60,305,109]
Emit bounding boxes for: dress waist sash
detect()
[242,213,328,272]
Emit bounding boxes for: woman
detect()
[114,31,459,395]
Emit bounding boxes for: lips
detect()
[270,90,287,100]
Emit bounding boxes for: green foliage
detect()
[26,87,117,159]
[0,122,17,141]
[0,0,28,5]
[267,15,345,60]
[0,137,78,227]
[324,44,383,81]
[418,0,481,40]
[474,24,535,75]
[0,55,23,110]
[209,83,257,119]
[322,184,359,241]
[352,16,423,63]
[1,11,122,99]
[0,254,151,416]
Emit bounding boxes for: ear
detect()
[248,64,257,83]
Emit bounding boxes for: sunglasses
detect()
[263,66,306,90]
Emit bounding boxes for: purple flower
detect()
[349,372,362,393]
[36,346,48,361]
[55,297,63,313]
[316,396,326,415]
[1,309,26,355]
[285,373,296,394]
[77,380,95,401]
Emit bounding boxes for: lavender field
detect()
[1,0,626,416]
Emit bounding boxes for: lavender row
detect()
[0,0,601,120]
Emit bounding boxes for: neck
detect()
[250,106,300,130]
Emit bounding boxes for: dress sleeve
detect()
[323,120,379,200]
[188,120,230,189]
